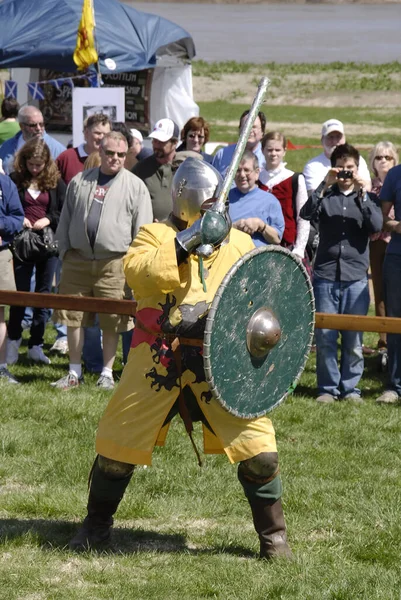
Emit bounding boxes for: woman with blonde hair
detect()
[368,141,399,360]
[7,138,66,366]
[259,131,310,263]
[84,151,101,170]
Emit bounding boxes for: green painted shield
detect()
[203,246,315,418]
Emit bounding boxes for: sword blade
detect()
[215,76,270,211]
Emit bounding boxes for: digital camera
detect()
[337,170,353,180]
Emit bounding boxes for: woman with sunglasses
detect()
[177,117,213,163]
[368,142,399,362]
[7,138,66,366]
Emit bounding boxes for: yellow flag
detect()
[73,0,98,71]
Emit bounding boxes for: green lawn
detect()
[1,326,400,599]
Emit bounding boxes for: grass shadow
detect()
[0,518,255,558]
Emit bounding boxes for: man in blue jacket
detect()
[0,174,24,383]
[0,106,65,174]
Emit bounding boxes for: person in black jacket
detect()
[300,144,382,403]
[7,138,66,366]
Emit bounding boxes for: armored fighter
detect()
[69,156,293,559]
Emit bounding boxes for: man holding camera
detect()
[300,144,382,403]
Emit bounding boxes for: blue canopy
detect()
[0,0,195,72]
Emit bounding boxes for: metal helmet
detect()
[172,157,223,226]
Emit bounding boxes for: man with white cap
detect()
[132,118,180,221]
[303,119,371,193]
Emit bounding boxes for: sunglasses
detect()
[374,155,394,161]
[23,122,44,129]
[188,133,205,140]
[104,150,127,158]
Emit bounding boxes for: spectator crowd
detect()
[0,96,400,405]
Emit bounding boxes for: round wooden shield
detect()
[203,246,315,418]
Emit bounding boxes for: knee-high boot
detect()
[248,497,292,559]
[69,457,134,551]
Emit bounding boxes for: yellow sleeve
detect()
[123,224,186,297]
[229,228,256,255]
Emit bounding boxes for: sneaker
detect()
[51,371,83,390]
[27,345,51,365]
[49,338,69,354]
[316,393,337,404]
[0,366,20,384]
[96,374,115,390]
[6,338,22,365]
[343,393,364,404]
[376,390,399,405]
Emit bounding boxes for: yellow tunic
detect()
[96,222,277,465]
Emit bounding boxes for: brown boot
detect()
[249,498,292,559]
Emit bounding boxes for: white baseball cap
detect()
[148,118,180,142]
[321,119,345,137]
[130,128,143,144]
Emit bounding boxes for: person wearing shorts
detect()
[52,131,152,390]
[0,174,24,383]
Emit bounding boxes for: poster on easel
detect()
[72,87,125,147]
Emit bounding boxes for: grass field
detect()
[2,61,401,599]
[1,324,400,599]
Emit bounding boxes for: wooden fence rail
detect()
[0,290,400,334]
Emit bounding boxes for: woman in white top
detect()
[259,131,310,261]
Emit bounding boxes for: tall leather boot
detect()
[69,459,133,551]
[248,497,292,559]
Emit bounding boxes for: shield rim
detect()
[203,245,315,418]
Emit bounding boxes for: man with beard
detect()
[132,118,179,221]
[303,119,371,193]
[68,158,292,561]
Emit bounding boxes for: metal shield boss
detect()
[203,246,315,419]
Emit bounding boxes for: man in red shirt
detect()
[56,114,111,185]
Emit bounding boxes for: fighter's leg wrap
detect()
[69,456,135,551]
[237,452,282,502]
[88,455,135,522]
[237,452,291,559]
